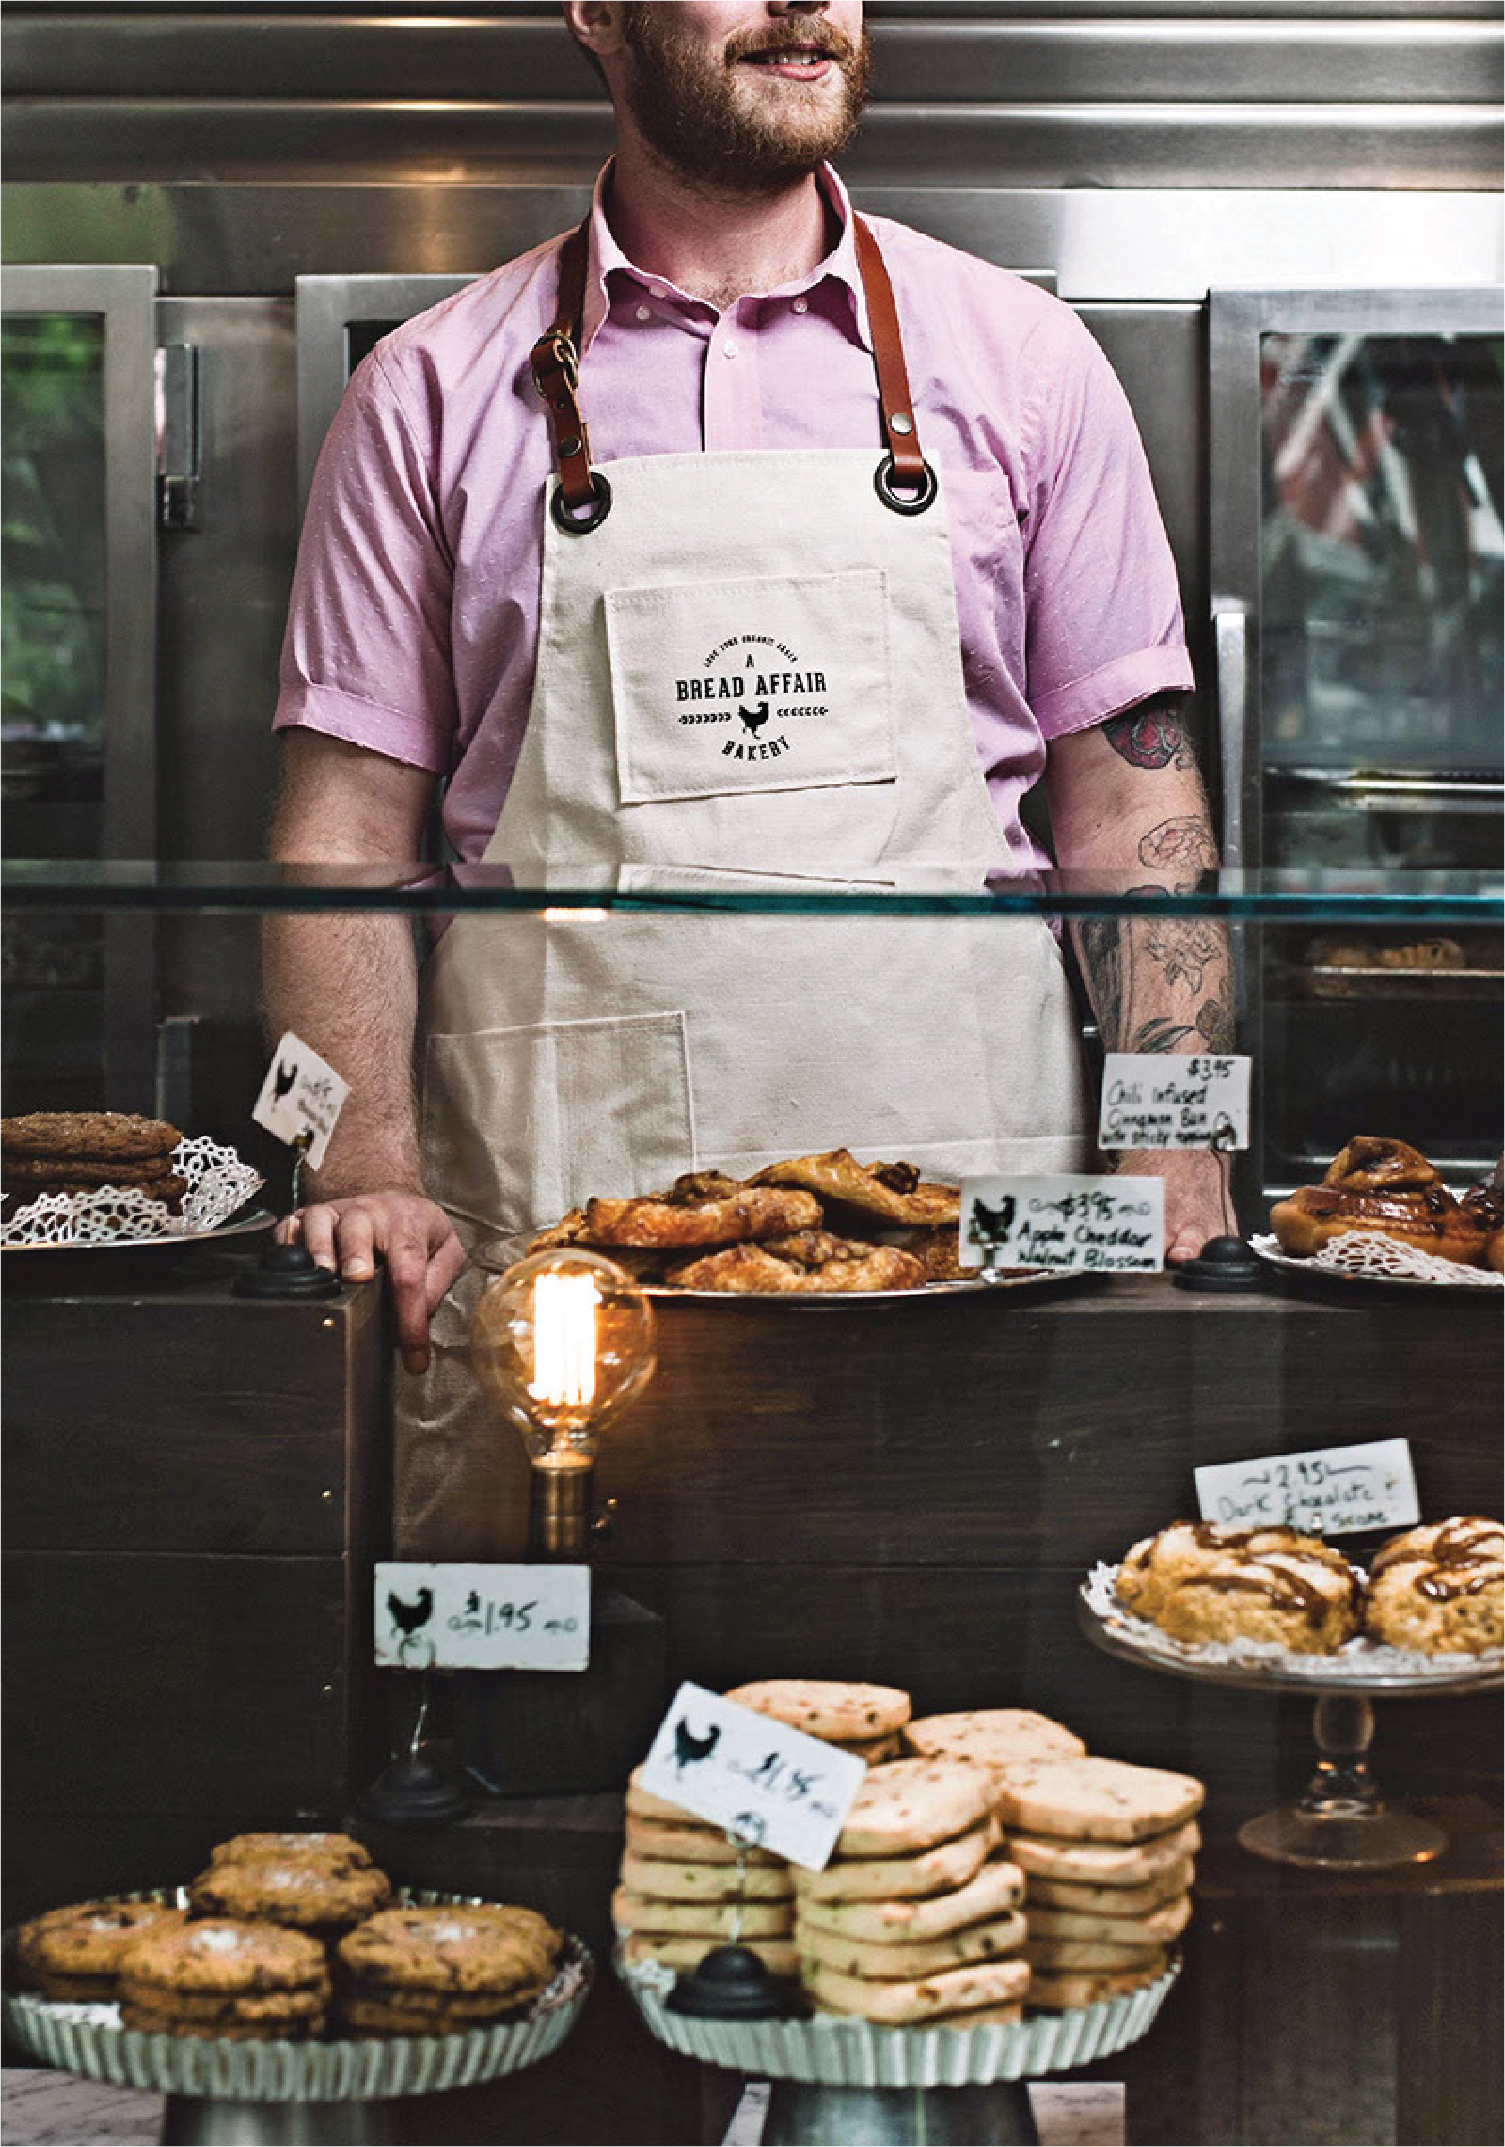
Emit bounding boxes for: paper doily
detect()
[1,1137,263,1247]
[1251,1230,1502,1289]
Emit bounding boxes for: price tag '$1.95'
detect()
[638,1682,866,1871]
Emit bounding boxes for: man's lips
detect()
[737,41,843,78]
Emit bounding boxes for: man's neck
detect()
[605,144,836,314]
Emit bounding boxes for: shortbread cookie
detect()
[843,1732,905,1764]
[1023,1937,1167,1973]
[611,1888,794,1940]
[794,1820,999,1902]
[1001,1821,1200,1885]
[17,1899,187,2003]
[625,1769,696,1824]
[188,1853,391,1933]
[796,1857,1023,1941]
[798,1910,1028,1980]
[209,1831,373,1870]
[903,1710,1086,1767]
[802,1954,1030,2024]
[1024,1895,1192,1946]
[1027,1964,1167,2010]
[619,1932,798,1977]
[835,1759,996,1857]
[723,1680,911,1742]
[618,1851,793,1904]
[1025,1861,1194,1916]
[990,1758,1204,1845]
[624,1818,786,1866]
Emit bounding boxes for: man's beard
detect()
[620,6,872,189]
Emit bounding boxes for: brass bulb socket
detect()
[527,1456,594,1560]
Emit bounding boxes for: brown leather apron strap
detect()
[530,219,611,530]
[853,215,937,514]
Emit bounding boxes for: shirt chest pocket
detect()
[604,568,895,806]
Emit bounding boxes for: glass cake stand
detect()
[3,1895,592,2146]
[1077,1575,1503,1870]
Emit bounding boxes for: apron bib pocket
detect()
[605,568,894,805]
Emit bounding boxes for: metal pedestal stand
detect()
[4,1921,592,2147]
[1078,1576,1503,1871]
[760,2077,1036,2145]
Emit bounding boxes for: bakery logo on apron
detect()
[674,633,828,763]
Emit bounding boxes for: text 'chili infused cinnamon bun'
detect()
[1269,1137,1492,1267]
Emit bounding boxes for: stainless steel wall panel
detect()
[8,12,1497,106]
[8,184,1498,304]
[5,97,1500,190]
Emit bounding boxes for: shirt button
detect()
[635,304,652,322]
[649,283,668,300]
[723,340,738,359]
[792,297,809,314]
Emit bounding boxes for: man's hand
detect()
[1115,1148,1230,1265]
[278,1193,467,1374]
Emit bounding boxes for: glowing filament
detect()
[529,1271,597,1408]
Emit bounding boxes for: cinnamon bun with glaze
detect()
[1270,1137,1490,1266]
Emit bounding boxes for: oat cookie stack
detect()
[991,1755,1203,2008]
[118,1920,332,2041]
[188,1842,392,1944]
[1,1111,186,1214]
[613,1768,797,1977]
[336,1904,563,2035]
[16,1899,187,2004]
[794,1758,1030,2025]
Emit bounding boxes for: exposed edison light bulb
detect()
[471,1249,657,1557]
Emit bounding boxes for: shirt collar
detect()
[577,159,872,354]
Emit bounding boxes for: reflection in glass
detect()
[1259,330,1504,782]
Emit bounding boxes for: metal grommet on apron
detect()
[394,212,1091,1558]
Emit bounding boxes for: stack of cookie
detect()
[613,1769,797,1978]
[336,1904,563,2036]
[118,1921,331,2041]
[990,1755,1203,2009]
[794,1758,1030,2025]
[188,1831,392,1945]
[16,1899,186,2004]
[724,1678,913,1765]
[1,1111,185,1214]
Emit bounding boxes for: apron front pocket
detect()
[421,1008,693,1238]
[605,568,895,805]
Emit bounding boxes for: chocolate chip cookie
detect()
[187,1853,391,1936]
[16,1898,187,2003]
[117,1918,330,2039]
[208,1831,374,1872]
[337,1904,562,2035]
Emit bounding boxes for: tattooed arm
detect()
[1044,695,1233,1262]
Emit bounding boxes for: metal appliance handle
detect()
[1211,600,1250,870]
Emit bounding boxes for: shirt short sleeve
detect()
[274,349,459,772]
[1021,309,1193,740]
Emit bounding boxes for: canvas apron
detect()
[395,219,1090,1556]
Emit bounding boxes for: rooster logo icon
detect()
[968,1195,1016,1246]
[737,701,770,738]
[672,1717,722,1772]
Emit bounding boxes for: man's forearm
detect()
[261,911,424,1196]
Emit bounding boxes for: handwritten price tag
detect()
[639,1682,866,1871]
[959,1175,1164,1273]
[374,1562,590,1672]
[1194,1439,1419,1537]
[252,1030,349,1172]
[1098,1054,1251,1152]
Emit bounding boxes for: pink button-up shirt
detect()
[276,163,1192,873]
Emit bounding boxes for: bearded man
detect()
[267,2,1229,1556]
